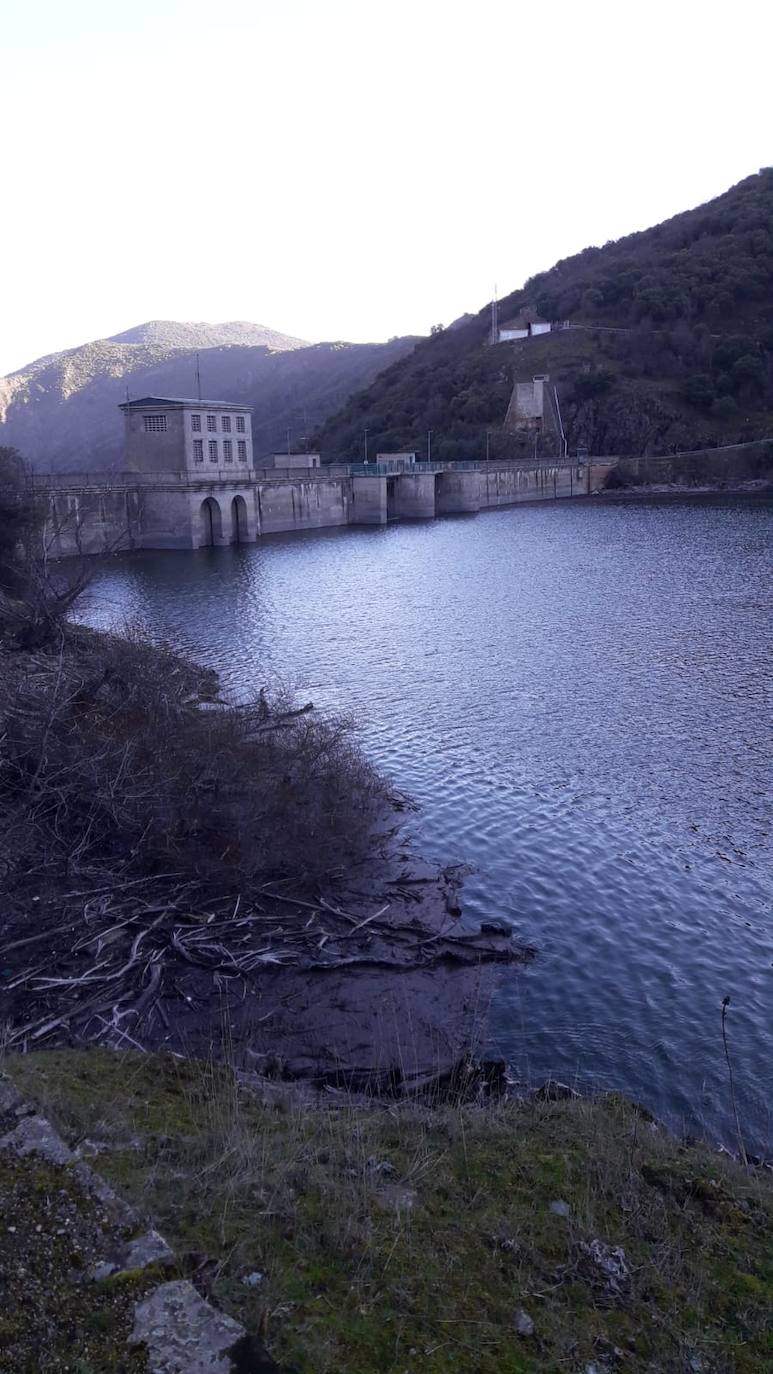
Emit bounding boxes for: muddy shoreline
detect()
[2,819,534,1094]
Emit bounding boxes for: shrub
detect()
[0,628,387,889]
[680,374,715,410]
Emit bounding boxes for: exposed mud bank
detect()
[2,822,533,1094]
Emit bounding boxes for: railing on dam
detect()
[31,456,614,493]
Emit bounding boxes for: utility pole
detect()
[286,427,291,456]
[364,428,369,464]
[427,429,432,464]
[491,283,498,345]
[553,385,568,459]
[486,429,491,464]
[195,353,202,402]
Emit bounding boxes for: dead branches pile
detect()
[0,627,533,1063]
[3,873,528,1053]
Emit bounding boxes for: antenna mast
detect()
[491,283,499,345]
[195,353,202,402]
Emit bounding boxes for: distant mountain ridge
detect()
[314,170,773,462]
[105,319,308,352]
[0,321,417,469]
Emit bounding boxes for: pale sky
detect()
[1,0,771,376]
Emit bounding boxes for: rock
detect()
[0,1073,24,1116]
[0,1114,74,1165]
[514,1308,535,1337]
[373,1184,418,1213]
[550,1199,571,1217]
[123,1228,175,1272]
[366,1156,397,1177]
[91,1260,117,1281]
[71,1162,138,1227]
[532,1079,579,1102]
[240,1271,265,1287]
[75,1135,142,1158]
[479,921,510,936]
[131,1279,247,1373]
[577,1239,631,1300]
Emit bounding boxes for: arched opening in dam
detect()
[231,495,249,544]
[200,497,223,547]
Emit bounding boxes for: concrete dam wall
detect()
[39,460,612,558]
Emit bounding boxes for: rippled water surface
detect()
[77,496,773,1151]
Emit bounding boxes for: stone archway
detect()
[200,497,223,547]
[231,494,249,543]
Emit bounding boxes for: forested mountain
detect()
[314,170,773,461]
[0,323,417,471]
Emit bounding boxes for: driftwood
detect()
[2,872,533,1053]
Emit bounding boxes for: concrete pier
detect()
[387,472,436,520]
[435,469,481,514]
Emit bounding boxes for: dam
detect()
[37,394,771,557]
[38,457,613,556]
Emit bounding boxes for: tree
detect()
[0,447,42,595]
[680,374,715,410]
[730,353,766,397]
[0,447,92,649]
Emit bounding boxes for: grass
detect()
[5,1050,773,1373]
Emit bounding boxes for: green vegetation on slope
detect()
[7,1051,773,1374]
[314,170,773,462]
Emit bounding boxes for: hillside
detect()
[0,322,417,471]
[313,170,773,462]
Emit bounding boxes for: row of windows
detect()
[190,413,246,434]
[193,439,248,463]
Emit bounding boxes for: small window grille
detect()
[191,414,202,432]
[237,440,247,462]
[221,415,231,433]
[193,439,204,462]
[223,440,233,462]
[143,415,167,433]
[236,415,246,433]
[206,415,217,432]
[208,440,218,461]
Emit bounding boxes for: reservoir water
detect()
[76,495,773,1154]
